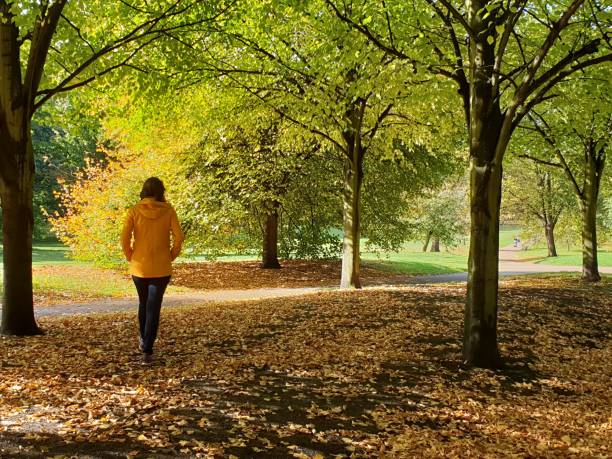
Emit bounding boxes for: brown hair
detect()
[140,177,166,202]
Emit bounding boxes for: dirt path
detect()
[405,246,612,284]
[31,287,326,317]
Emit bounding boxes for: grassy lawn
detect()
[517,246,612,267]
[0,276,609,457]
[0,243,189,305]
[363,251,467,275]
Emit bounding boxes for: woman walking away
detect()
[121,177,184,364]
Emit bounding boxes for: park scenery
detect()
[0,1,611,458]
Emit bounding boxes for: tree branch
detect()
[518,154,563,168]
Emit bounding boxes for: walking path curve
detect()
[2,246,610,318]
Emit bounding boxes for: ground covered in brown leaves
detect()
[172,260,398,290]
[0,276,610,458]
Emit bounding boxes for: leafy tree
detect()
[520,75,611,280]
[403,184,469,253]
[503,161,573,257]
[326,0,611,366]
[362,144,465,252]
[0,0,228,335]
[173,0,459,288]
[178,99,328,267]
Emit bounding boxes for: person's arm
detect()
[170,208,184,261]
[121,209,134,261]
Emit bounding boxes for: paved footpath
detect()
[2,246,610,318]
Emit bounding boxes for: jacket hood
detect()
[133,198,172,219]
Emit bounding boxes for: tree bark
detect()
[430,236,440,252]
[340,151,363,289]
[339,96,366,290]
[544,223,557,257]
[0,15,41,335]
[580,145,603,282]
[464,160,503,368]
[422,231,432,252]
[581,199,599,281]
[261,201,281,269]
[463,7,504,367]
[0,132,41,336]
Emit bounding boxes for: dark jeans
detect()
[132,276,170,354]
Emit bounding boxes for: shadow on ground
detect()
[1,278,610,457]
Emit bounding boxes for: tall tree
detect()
[503,162,572,257]
[326,0,611,366]
[519,77,611,281]
[172,0,455,288]
[0,0,225,335]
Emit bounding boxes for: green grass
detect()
[499,225,521,248]
[363,251,467,275]
[0,242,189,301]
[0,242,77,266]
[32,271,135,299]
[518,248,612,267]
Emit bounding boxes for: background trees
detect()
[519,74,611,281]
[503,161,573,257]
[178,0,461,288]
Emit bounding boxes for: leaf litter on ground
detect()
[0,276,610,458]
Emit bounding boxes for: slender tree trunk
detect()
[580,198,600,282]
[430,236,440,252]
[544,223,557,257]
[339,96,366,290]
[340,151,363,289]
[0,132,41,335]
[580,149,603,282]
[422,231,432,252]
[261,201,281,269]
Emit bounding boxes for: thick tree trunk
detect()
[463,9,504,367]
[422,231,432,252]
[580,198,600,282]
[544,223,557,257]
[464,161,503,367]
[430,236,440,252]
[340,152,363,289]
[0,134,41,336]
[261,201,281,269]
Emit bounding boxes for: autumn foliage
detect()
[48,149,175,267]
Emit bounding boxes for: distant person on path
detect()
[121,177,184,364]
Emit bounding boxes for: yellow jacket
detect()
[121,198,184,278]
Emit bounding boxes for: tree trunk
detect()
[580,147,603,282]
[0,134,41,336]
[0,17,41,335]
[422,231,432,252]
[462,10,504,367]
[464,161,503,368]
[430,236,440,252]
[339,96,366,290]
[544,223,557,257]
[580,198,600,282]
[340,151,363,289]
[261,201,281,269]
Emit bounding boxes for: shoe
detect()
[138,338,144,352]
[142,353,153,364]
